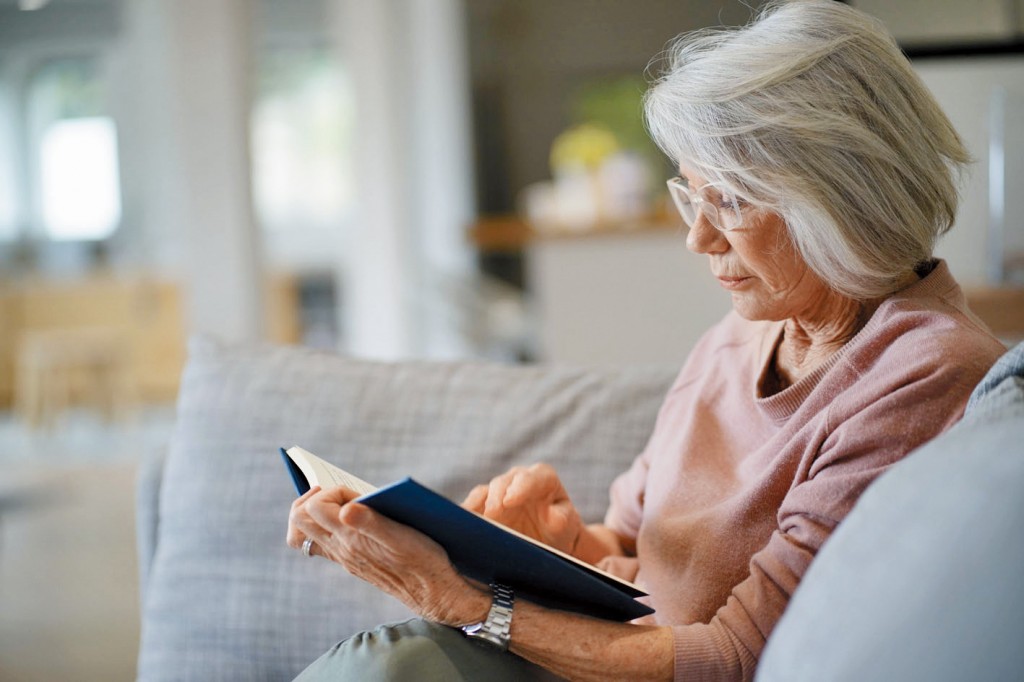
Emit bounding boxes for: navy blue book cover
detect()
[359,478,653,622]
[280,448,653,622]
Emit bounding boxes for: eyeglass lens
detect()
[667,177,742,231]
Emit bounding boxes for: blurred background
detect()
[0,0,1022,679]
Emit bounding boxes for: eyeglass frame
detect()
[666,176,747,232]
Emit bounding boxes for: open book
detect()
[281,445,653,622]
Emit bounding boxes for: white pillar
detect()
[331,0,475,360]
[409,0,477,358]
[409,0,475,276]
[332,0,416,359]
[117,0,265,343]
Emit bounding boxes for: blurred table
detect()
[15,326,135,428]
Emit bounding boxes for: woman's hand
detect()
[462,463,585,556]
[287,486,489,627]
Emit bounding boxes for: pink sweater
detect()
[602,261,1004,681]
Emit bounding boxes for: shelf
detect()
[469,212,681,251]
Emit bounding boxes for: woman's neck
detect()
[770,268,921,391]
[773,294,873,390]
[768,271,920,392]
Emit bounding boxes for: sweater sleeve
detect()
[604,362,697,541]
[604,443,651,542]
[670,353,984,682]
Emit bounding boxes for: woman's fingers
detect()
[291,485,322,509]
[506,463,560,505]
[464,464,566,518]
[462,484,488,512]
[285,483,500,626]
[501,468,534,507]
[303,499,448,580]
[286,485,322,549]
[483,468,518,516]
[340,502,425,547]
[297,490,431,557]
[484,466,552,515]
[287,485,363,551]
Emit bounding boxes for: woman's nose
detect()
[685,212,729,255]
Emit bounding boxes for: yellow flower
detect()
[549,124,620,173]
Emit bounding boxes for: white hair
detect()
[644,0,971,300]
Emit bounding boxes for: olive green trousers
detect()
[293,619,564,681]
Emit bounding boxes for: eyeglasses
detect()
[666,176,745,231]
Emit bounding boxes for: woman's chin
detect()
[729,294,786,323]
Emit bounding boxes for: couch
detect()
[135,337,1024,681]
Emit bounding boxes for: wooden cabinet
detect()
[0,276,187,409]
[0,272,302,410]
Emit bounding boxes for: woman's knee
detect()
[295,620,470,681]
[294,619,558,682]
[353,620,465,679]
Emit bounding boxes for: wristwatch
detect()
[461,583,515,650]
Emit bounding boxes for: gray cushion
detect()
[134,444,166,602]
[757,342,1024,682]
[137,337,675,682]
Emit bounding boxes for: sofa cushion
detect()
[756,342,1024,681]
[136,337,675,682]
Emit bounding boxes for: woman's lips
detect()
[716,275,751,290]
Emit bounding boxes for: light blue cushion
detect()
[757,342,1024,681]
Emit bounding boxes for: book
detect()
[281,445,654,622]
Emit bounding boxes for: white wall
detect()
[853,0,1021,43]
[917,57,1024,286]
[529,231,732,366]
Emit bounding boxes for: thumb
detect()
[340,501,371,529]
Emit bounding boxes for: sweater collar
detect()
[753,259,959,422]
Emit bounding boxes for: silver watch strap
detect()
[461,583,515,650]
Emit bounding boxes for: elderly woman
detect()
[287,1,1005,680]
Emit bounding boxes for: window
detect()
[27,58,121,241]
[38,116,120,240]
[251,46,353,232]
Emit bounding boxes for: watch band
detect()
[461,583,515,650]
